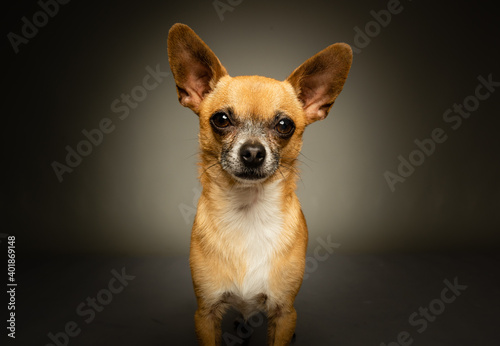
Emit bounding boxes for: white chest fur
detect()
[218,181,284,302]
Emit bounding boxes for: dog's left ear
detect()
[167,23,228,114]
[286,43,353,125]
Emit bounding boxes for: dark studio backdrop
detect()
[2,0,500,345]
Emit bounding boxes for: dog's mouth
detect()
[233,170,269,181]
[222,162,278,184]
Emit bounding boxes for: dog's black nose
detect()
[239,141,266,168]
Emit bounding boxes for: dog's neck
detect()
[229,181,281,209]
[206,178,284,210]
[200,178,287,233]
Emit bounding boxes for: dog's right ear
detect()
[167,23,228,114]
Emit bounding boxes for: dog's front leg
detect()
[267,305,297,346]
[194,303,227,346]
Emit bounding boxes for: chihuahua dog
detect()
[167,23,352,345]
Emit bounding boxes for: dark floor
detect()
[5,253,500,345]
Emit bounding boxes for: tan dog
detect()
[167,23,352,346]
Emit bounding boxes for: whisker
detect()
[279,158,300,170]
[279,162,304,186]
[200,162,220,177]
[287,146,315,163]
[281,155,312,171]
[296,158,312,171]
[279,163,299,176]
[278,167,286,180]
[214,167,225,180]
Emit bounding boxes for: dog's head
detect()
[167,23,352,186]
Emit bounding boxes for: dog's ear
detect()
[167,23,228,114]
[286,43,352,125]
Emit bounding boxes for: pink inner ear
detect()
[300,79,331,122]
[179,59,213,108]
[286,43,352,124]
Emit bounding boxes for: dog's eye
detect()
[275,118,295,136]
[211,112,231,129]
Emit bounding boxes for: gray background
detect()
[4,0,499,256]
[3,1,500,346]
